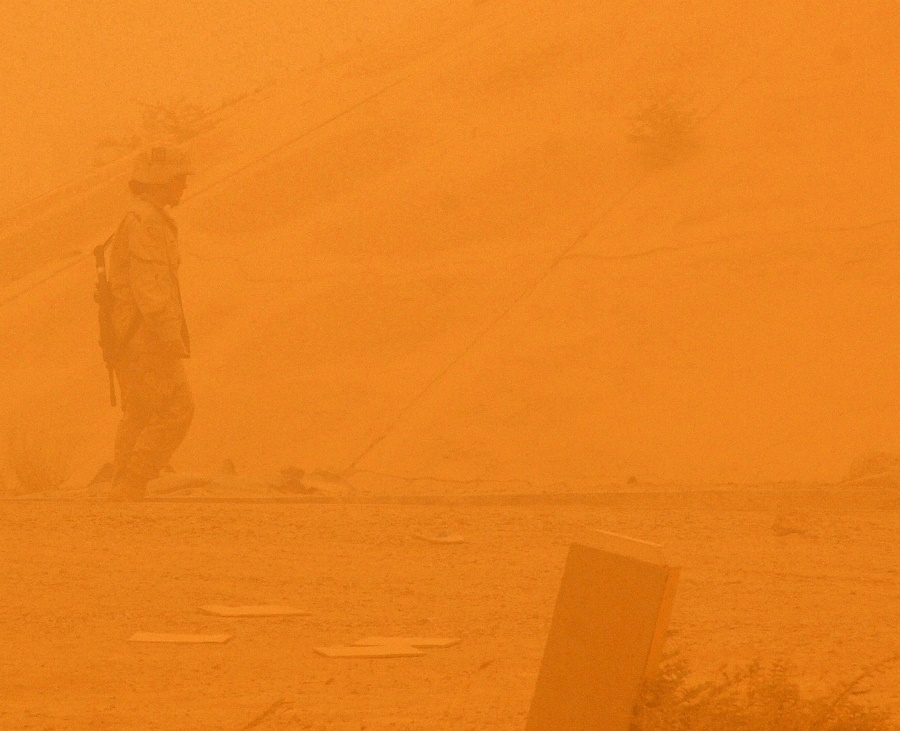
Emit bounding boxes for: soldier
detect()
[106,145,194,501]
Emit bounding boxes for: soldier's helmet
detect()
[131,145,193,184]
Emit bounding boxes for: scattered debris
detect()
[315,645,425,659]
[771,516,809,537]
[200,604,309,618]
[848,470,900,489]
[154,476,212,495]
[275,466,317,495]
[444,658,497,722]
[238,698,287,731]
[845,451,900,483]
[353,636,461,648]
[412,531,466,545]
[148,472,282,498]
[302,469,353,497]
[128,632,232,644]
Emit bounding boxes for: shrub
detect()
[4,415,72,494]
[627,89,698,165]
[93,96,214,167]
[633,653,897,731]
[139,97,212,143]
[94,132,143,167]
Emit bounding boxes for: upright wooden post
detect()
[526,530,680,731]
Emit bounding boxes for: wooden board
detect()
[525,530,680,731]
[199,604,309,617]
[128,632,232,644]
[353,636,461,648]
[411,532,466,544]
[315,645,425,658]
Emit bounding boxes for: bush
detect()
[627,89,698,166]
[633,653,897,731]
[93,96,215,167]
[94,132,143,167]
[4,415,72,494]
[139,97,213,143]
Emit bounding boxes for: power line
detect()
[0,11,510,310]
[345,1,817,472]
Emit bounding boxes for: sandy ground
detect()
[1,484,897,730]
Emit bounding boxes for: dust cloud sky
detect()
[1,0,897,485]
[0,0,439,209]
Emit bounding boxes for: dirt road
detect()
[1,486,897,729]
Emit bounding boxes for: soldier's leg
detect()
[113,362,152,475]
[130,357,194,482]
[109,360,155,500]
[111,356,192,500]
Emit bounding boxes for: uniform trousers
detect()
[114,352,193,481]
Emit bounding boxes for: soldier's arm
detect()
[125,214,184,350]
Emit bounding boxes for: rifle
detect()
[93,236,118,407]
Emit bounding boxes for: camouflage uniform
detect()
[108,193,193,496]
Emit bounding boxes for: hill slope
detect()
[1,0,897,491]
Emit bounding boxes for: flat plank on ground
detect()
[199,604,310,617]
[315,645,425,658]
[353,636,461,648]
[411,532,466,544]
[128,632,233,644]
